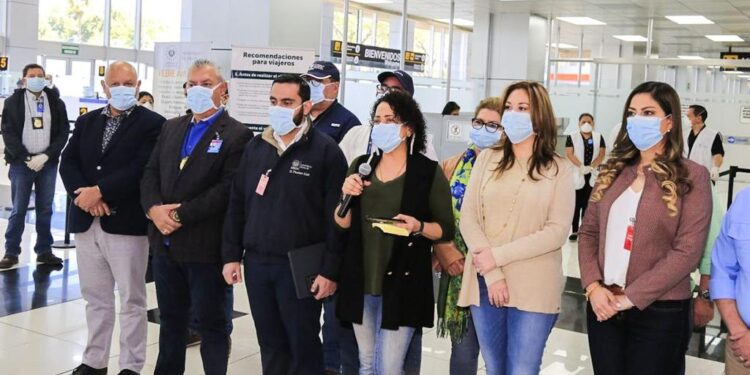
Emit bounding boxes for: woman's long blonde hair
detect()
[494,81,559,181]
[590,81,691,216]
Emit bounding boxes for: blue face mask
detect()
[186,85,219,114]
[626,115,669,151]
[371,123,404,153]
[108,86,137,111]
[268,105,302,136]
[309,82,333,104]
[469,126,502,149]
[26,77,47,93]
[501,111,535,144]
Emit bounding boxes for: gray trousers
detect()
[76,218,149,371]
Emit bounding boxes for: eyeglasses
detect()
[376,84,404,95]
[471,118,502,133]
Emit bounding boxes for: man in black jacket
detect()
[222,74,347,375]
[60,61,165,375]
[141,59,253,375]
[0,63,69,269]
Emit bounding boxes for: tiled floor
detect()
[0,218,729,374]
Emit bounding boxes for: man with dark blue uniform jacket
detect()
[302,61,361,143]
[140,59,253,375]
[222,74,347,375]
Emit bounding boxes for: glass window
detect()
[141,0,182,50]
[333,9,357,43]
[38,0,105,45]
[110,0,136,48]
[360,11,376,45]
[375,17,390,48]
[71,60,93,97]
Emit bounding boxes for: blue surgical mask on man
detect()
[26,77,47,93]
[108,85,137,111]
[626,114,670,151]
[370,123,404,153]
[186,84,220,114]
[268,105,302,136]
[469,126,502,149]
[501,111,535,144]
[309,82,334,104]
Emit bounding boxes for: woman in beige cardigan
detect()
[457,81,575,375]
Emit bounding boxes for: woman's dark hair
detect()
[441,101,460,115]
[138,91,153,101]
[592,81,690,216]
[495,81,559,181]
[370,92,427,154]
[579,113,594,122]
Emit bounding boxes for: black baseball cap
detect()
[302,61,340,81]
[377,69,414,96]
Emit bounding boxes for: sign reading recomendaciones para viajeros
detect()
[229,46,315,131]
[330,40,426,72]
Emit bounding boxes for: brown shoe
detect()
[0,255,18,269]
[36,252,63,265]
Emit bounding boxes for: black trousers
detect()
[586,300,691,375]
[572,175,593,233]
[245,259,324,375]
[153,253,229,375]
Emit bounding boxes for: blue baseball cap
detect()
[377,69,414,96]
[302,61,340,81]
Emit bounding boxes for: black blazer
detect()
[60,105,165,235]
[1,87,70,164]
[141,110,253,263]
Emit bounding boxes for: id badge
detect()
[255,173,270,196]
[623,224,634,251]
[36,101,45,113]
[207,139,223,154]
[32,117,44,130]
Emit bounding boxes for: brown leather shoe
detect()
[0,255,18,269]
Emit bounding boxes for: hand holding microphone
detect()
[337,163,372,217]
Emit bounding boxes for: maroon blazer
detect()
[578,159,712,310]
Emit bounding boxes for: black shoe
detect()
[71,364,108,375]
[568,233,578,241]
[0,255,18,269]
[36,252,63,265]
[186,329,201,347]
[118,370,138,375]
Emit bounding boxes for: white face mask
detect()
[580,122,593,133]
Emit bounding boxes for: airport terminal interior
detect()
[0,0,749,374]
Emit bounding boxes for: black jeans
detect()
[153,253,229,375]
[572,176,593,233]
[586,299,691,375]
[245,259,324,375]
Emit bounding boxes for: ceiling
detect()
[353,0,750,57]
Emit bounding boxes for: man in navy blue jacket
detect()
[60,61,165,375]
[222,74,347,375]
[302,61,361,143]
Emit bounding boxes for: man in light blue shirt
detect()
[711,187,750,374]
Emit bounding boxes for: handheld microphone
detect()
[337,162,373,218]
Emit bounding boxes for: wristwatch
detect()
[412,220,424,237]
[693,285,710,300]
[170,210,181,223]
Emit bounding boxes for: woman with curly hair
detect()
[578,81,713,375]
[334,92,454,375]
[458,81,575,374]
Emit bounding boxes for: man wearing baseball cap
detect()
[301,61,361,143]
[376,69,415,96]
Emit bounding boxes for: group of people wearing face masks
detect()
[11,57,744,375]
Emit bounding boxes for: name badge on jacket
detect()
[207,139,223,154]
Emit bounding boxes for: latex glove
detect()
[26,154,49,172]
[580,165,592,175]
[710,166,719,181]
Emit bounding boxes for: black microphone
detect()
[337,163,373,218]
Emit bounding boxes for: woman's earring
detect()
[409,135,415,155]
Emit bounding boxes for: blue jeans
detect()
[323,295,341,371]
[153,253,228,375]
[352,295,415,375]
[471,276,557,375]
[340,325,421,375]
[450,316,480,375]
[5,162,57,257]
